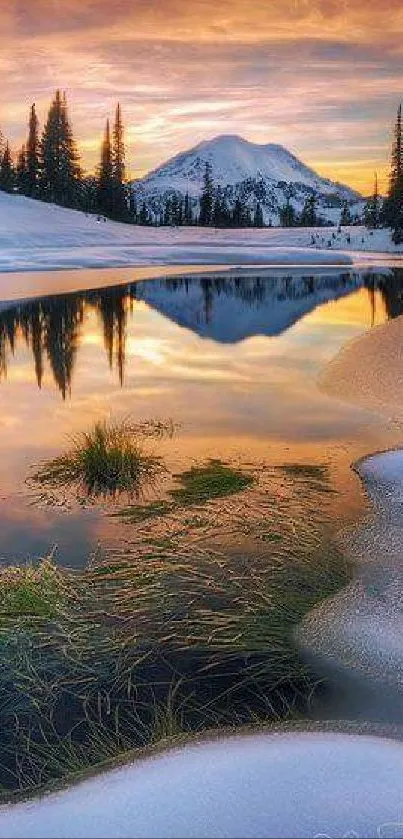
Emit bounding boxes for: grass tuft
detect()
[31,419,165,501]
[0,558,67,625]
[170,459,254,504]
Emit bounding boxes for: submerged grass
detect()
[0,460,352,799]
[170,459,254,504]
[31,419,166,501]
[114,459,254,523]
[0,559,68,625]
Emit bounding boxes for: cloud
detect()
[0,0,402,190]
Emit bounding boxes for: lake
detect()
[0,266,401,568]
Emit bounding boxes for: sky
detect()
[1,0,402,194]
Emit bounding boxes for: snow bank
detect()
[1,732,403,838]
[299,442,403,694]
[0,192,401,276]
[320,313,403,424]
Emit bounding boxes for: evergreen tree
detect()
[279,196,296,227]
[170,194,180,225]
[128,191,138,223]
[213,189,225,227]
[199,163,214,226]
[253,202,264,228]
[16,145,30,194]
[300,194,317,227]
[364,173,380,229]
[0,143,15,192]
[139,201,149,225]
[184,192,193,225]
[40,90,81,206]
[340,199,352,226]
[81,176,98,214]
[232,196,244,227]
[243,206,252,227]
[163,197,171,226]
[383,104,403,243]
[111,103,127,219]
[97,119,114,216]
[26,103,40,196]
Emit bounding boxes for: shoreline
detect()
[0,259,397,307]
[0,247,402,278]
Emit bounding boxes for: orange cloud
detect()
[0,0,402,192]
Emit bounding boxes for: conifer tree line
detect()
[0,91,129,221]
[363,103,403,243]
[1,93,403,237]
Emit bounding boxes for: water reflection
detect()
[0,267,401,566]
[0,270,402,397]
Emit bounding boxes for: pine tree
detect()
[213,189,224,227]
[340,199,352,226]
[16,145,30,194]
[383,104,403,243]
[60,92,81,205]
[280,195,296,227]
[26,103,40,197]
[0,143,15,193]
[163,197,171,226]
[232,197,244,227]
[128,191,138,223]
[253,202,264,228]
[184,192,193,225]
[81,176,98,214]
[300,194,317,227]
[364,173,380,229]
[139,201,149,225]
[40,90,81,206]
[0,125,5,160]
[199,163,214,226]
[111,103,127,220]
[97,119,114,216]
[170,194,179,225]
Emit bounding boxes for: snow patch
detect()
[1,732,403,838]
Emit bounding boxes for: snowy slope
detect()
[131,134,363,225]
[0,191,401,278]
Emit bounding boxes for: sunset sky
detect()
[1,0,402,194]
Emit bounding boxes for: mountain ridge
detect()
[131,134,363,226]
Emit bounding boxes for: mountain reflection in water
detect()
[0,270,402,398]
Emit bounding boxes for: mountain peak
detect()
[132,133,362,225]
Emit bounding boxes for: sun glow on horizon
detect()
[1,0,401,194]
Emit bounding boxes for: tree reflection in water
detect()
[0,270,402,398]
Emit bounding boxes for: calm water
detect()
[0,266,402,567]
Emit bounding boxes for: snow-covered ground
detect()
[320,313,403,424]
[299,441,403,694]
[0,192,402,277]
[1,731,403,838]
[300,315,403,702]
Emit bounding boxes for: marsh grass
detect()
[31,419,167,501]
[0,460,352,798]
[114,459,254,523]
[0,559,68,625]
[170,459,254,504]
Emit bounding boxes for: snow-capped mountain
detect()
[131,135,363,225]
